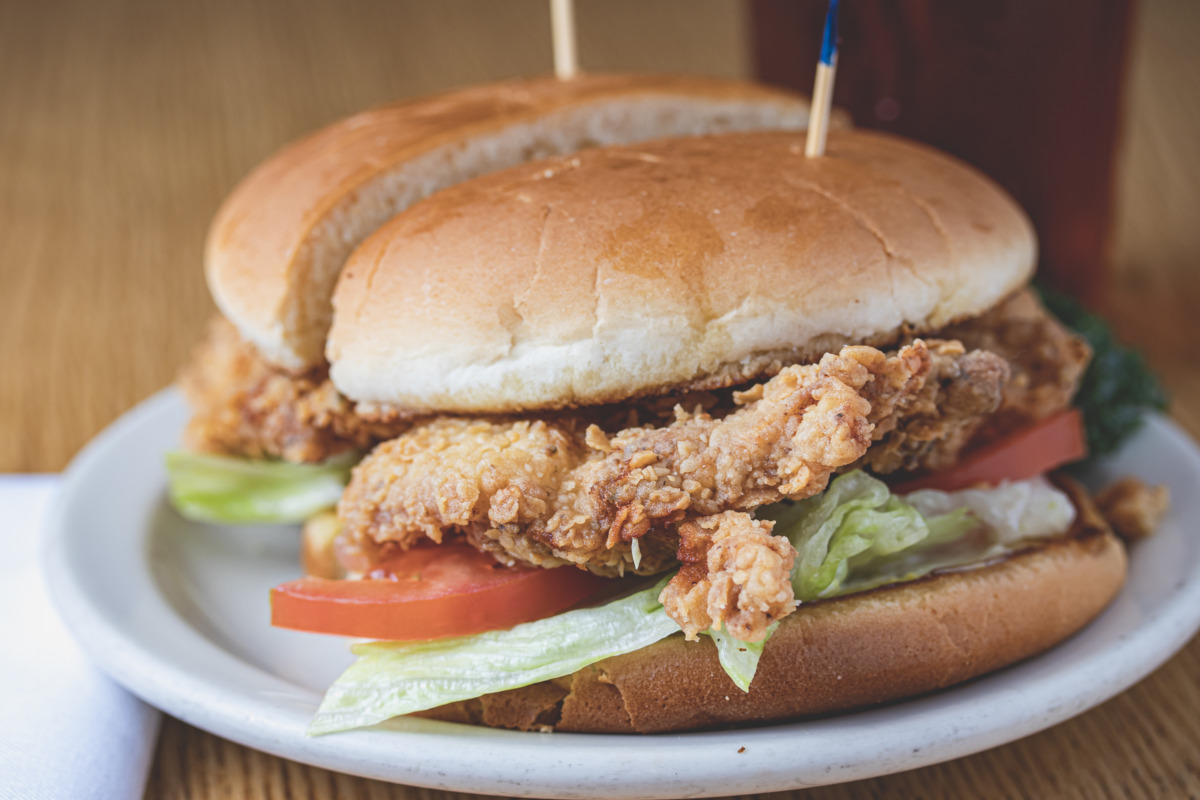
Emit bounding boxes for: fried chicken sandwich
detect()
[172,81,1167,736]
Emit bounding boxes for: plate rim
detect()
[42,388,1200,798]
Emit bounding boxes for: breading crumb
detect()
[1096,477,1170,541]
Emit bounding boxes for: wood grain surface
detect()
[2,0,1197,798]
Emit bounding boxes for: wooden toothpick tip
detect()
[804,0,840,158]
[551,0,578,80]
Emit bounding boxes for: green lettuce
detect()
[701,473,972,693]
[165,450,354,523]
[761,471,974,601]
[706,623,778,693]
[309,577,677,735]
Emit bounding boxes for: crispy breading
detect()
[336,341,1016,634]
[944,289,1091,438]
[180,319,405,462]
[1096,477,1170,541]
[659,512,796,642]
[861,290,1088,474]
[340,343,932,570]
[859,342,1010,474]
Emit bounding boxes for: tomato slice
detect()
[271,543,608,641]
[892,409,1087,494]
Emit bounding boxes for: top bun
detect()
[205,74,811,371]
[328,130,1036,415]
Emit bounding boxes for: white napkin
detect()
[0,476,161,800]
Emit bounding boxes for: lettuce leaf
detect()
[705,623,778,693]
[165,450,354,523]
[309,577,677,735]
[762,470,974,601]
[823,476,1077,596]
[903,477,1077,546]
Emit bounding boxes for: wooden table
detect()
[3,0,1197,797]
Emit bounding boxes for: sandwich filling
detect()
[182,289,1088,643]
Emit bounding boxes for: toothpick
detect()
[551,0,578,80]
[804,0,840,158]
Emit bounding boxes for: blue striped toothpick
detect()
[804,0,840,157]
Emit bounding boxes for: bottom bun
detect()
[420,478,1127,733]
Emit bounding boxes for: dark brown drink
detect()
[751,0,1135,305]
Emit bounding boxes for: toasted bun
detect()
[421,480,1125,733]
[329,129,1036,415]
[206,74,810,370]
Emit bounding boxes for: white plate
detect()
[44,389,1200,799]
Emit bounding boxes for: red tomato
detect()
[271,543,608,641]
[892,409,1087,494]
